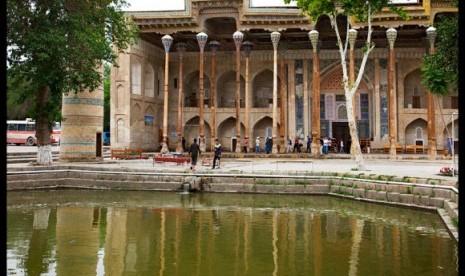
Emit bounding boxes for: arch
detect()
[145,63,155,98]
[443,119,459,141]
[117,118,125,143]
[217,70,245,108]
[131,103,142,126]
[252,116,280,140]
[145,105,155,115]
[320,65,370,93]
[183,70,211,107]
[217,117,245,152]
[252,69,281,108]
[131,59,141,95]
[116,84,124,109]
[183,116,212,151]
[404,68,426,109]
[405,118,428,147]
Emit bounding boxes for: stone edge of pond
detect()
[7,165,459,243]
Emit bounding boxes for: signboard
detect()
[144,115,154,126]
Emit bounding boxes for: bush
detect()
[439,167,458,176]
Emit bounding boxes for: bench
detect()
[383,144,403,154]
[153,154,190,165]
[111,148,143,160]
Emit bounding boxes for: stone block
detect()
[306,185,330,194]
[397,185,410,194]
[433,188,452,199]
[399,194,414,204]
[376,191,387,201]
[412,195,420,205]
[428,197,444,208]
[419,196,430,206]
[330,185,340,193]
[374,184,385,191]
[387,192,400,202]
[352,188,365,198]
[366,190,378,200]
[385,185,399,193]
[413,187,433,197]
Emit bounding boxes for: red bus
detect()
[6,118,61,146]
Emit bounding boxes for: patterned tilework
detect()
[60,88,103,161]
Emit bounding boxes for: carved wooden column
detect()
[233,31,244,153]
[175,43,186,153]
[279,42,287,153]
[309,30,320,155]
[243,41,253,153]
[386,27,397,157]
[271,31,281,154]
[161,35,173,154]
[426,26,437,156]
[196,32,208,152]
[208,41,220,151]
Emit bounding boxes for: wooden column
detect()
[161,35,173,154]
[386,28,397,157]
[426,27,437,156]
[309,30,320,154]
[233,31,244,153]
[196,32,208,152]
[243,41,253,153]
[271,32,281,154]
[279,44,286,153]
[176,43,186,153]
[209,41,220,151]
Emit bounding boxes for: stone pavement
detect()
[7,145,459,185]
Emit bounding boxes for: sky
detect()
[124,0,296,12]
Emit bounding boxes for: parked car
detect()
[103,132,110,145]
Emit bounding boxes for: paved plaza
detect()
[7,146,459,184]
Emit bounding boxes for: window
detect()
[320,95,325,119]
[415,127,423,140]
[145,65,155,98]
[25,124,35,131]
[412,96,420,108]
[8,124,18,131]
[360,93,369,120]
[336,94,345,102]
[337,104,348,120]
[131,60,141,95]
[451,96,458,109]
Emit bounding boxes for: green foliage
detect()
[421,13,458,95]
[283,0,406,22]
[7,0,138,137]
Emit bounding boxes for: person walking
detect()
[286,137,292,153]
[188,138,201,171]
[212,139,222,169]
[339,140,344,153]
[255,137,261,153]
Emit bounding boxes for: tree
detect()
[7,0,138,164]
[284,0,404,170]
[421,0,458,139]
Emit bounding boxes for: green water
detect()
[7,190,457,275]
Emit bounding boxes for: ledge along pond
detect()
[7,189,457,275]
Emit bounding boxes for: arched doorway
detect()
[183,71,211,107]
[183,116,212,151]
[252,69,281,108]
[405,118,428,147]
[217,117,245,152]
[217,70,245,108]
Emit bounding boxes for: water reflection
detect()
[7,190,457,275]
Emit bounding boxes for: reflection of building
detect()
[111,0,458,153]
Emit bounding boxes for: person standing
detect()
[339,140,344,153]
[446,137,452,156]
[255,137,261,153]
[306,135,312,153]
[243,138,249,153]
[265,137,271,154]
[212,139,222,169]
[188,138,201,171]
[181,136,186,151]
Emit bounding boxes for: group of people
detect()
[187,137,222,171]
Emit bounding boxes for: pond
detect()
[7,190,457,275]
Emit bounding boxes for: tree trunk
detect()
[36,85,53,165]
[345,91,365,170]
